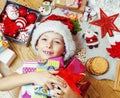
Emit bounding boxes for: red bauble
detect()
[26,12,37,24]
[19,7,27,17]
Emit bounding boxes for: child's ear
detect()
[62,50,66,55]
[35,44,38,50]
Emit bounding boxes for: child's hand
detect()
[30,70,67,90]
[60,83,83,98]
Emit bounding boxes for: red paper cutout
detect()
[106,42,120,58]
[90,8,120,38]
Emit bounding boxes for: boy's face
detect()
[36,31,65,59]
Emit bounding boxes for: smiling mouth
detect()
[43,50,53,55]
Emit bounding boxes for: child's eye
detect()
[54,40,61,44]
[41,38,47,41]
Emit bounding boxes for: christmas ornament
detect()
[26,12,37,24]
[90,8,120,38]
[82,29,99,49]
[18,6,27,17]
[5,4,19,20]
[15,17,27,29]
[38,1,52,16]
[106,42,120,58]
[3,17,19,37]
[17,31,29,42]
[71,19,82,34]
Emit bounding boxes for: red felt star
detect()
[90,8,120,38]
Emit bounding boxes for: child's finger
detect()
[50,76,66,88]
[55,75,67,87]
[49,70,59,74]
[46,81,54,89]
[53,87,64,95]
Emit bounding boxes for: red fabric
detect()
[56,68,84,95]
[42,14,74,33]
[3,17,20,37]
[106,42,120,58]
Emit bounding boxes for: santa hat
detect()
[31,14,76,61]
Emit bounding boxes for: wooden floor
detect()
[0,0,120,98]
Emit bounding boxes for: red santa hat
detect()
[31,14,76,61]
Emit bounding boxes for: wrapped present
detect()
[19,57,90,97]
[20,59,60,98]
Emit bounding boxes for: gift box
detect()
[20,59,60,98]
[0,0,41,46]
[53,0,87,13]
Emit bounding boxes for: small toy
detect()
[38,1,52,16]
[83,6,97,21]
[82,29,99,49]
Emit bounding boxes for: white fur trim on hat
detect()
[31,20,76,61]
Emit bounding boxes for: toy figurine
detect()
[82,29,99,49]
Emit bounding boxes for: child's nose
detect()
[46,41,52,48]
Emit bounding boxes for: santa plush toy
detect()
[82,29,99,49]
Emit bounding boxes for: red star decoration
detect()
[90,8,120,38]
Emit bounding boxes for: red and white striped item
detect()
[15,17,27,28]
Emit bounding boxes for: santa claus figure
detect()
[82,29,99,49]
[5,4,19,20]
